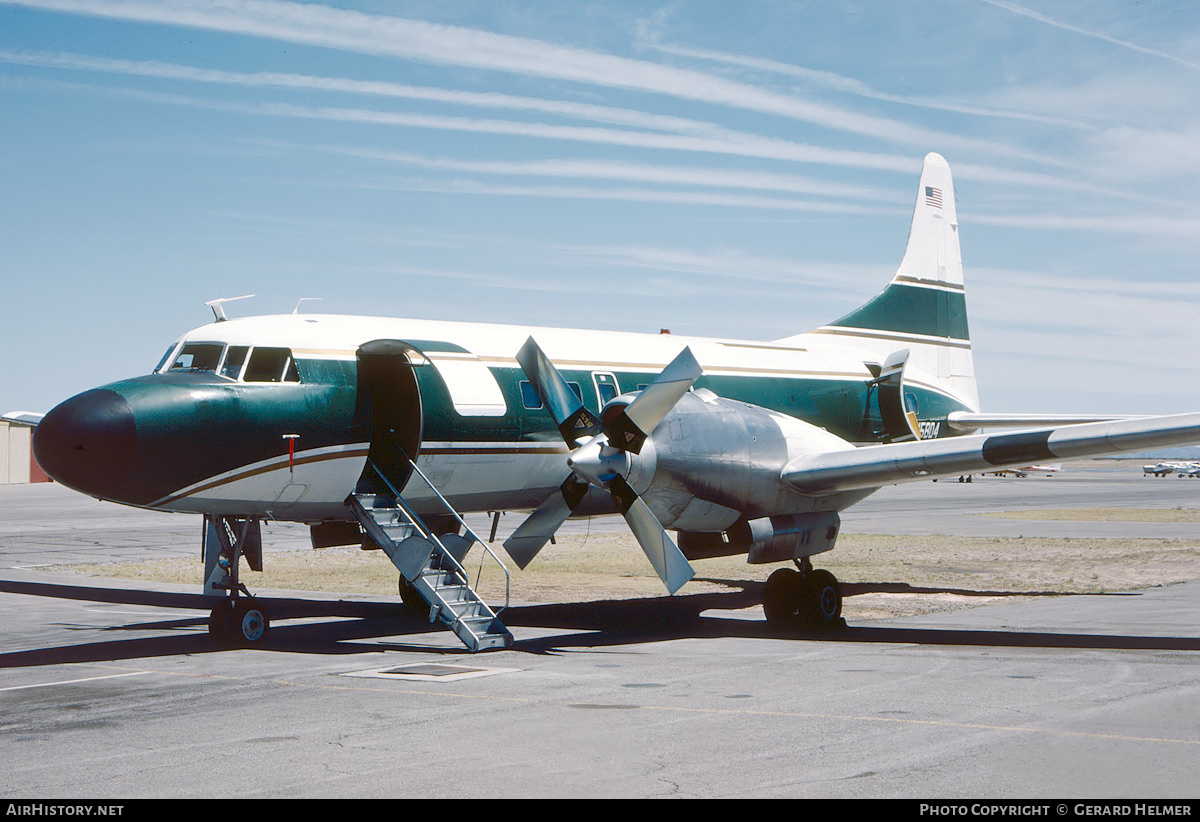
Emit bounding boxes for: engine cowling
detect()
[608,388,865,550]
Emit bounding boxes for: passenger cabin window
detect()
[519,380,581,410]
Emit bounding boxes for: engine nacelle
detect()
[611,388,863,534]
[678,511,841,564]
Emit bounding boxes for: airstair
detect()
[348,459,513,653]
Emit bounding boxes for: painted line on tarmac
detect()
[0,671,156,692]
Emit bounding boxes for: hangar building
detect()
[1,419,49,484]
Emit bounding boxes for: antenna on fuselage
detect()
[292,298,322,314]
[204,294,255,322]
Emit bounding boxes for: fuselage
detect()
[33,312,975,524]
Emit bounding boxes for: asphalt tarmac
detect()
[1,462,1197,799]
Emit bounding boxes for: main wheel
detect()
[763,567,804,629]
[802,569,843,629]
[398,575,426,613]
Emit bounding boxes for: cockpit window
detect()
[161,342,301,383]
[220,346,249,380]
[154,345,178,373]
[168,343,224,373]
[244,347,300,383]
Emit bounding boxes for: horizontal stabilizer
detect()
[784,412,1200,495]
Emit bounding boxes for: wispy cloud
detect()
[2,0,1054,162]
[647,41,1098,131]
[981,0,1200,72]
[0,48,738,136]
[6,53,1131,199]
[357,178,901,220]
[278,142,899,202]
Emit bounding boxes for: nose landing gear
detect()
[204,515,272,647]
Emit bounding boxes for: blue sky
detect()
[2,0,1198,416]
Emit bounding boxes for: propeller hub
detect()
[566,437,627,487]
[567,434,658,494]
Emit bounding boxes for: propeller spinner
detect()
[503,338,702,594]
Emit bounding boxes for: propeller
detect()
[503,338,702,593]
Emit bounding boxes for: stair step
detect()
[349,484,510,653]
[436,588,473,604]
[471,632,514,651]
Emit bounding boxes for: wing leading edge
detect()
[783,412,1200,495]
[946,411,1141,433]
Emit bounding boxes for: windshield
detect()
[167,343,224,373]
[161,342,301,383]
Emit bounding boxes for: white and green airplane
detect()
[31,153,1200,651]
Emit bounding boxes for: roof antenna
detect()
[204,294,255,322]
[293,298,323,314]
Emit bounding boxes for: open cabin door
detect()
[355,340,425,495]
[866,349,922,443]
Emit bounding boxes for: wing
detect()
[784,412,1200,495]
[946,411,1140,433]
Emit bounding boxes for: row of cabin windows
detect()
[159,343,300,383]
[158,345,653,403]
[518,376,636,411]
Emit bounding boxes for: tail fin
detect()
[781,153,979,413]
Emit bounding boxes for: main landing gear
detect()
[762,558,845,631]
[203,515,272,647]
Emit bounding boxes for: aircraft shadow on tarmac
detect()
[1,577,1197,669]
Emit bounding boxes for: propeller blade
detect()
[517,337,601,445]
[512,338,697,592]
[502,476,589,569]
[602,347,702,454]
[608,475,694,594]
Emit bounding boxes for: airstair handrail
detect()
[367,456,510,614]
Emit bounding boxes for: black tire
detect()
[802,569,843,629]
[398,575,426,613]
[207,599,236,644]
[763,567,804,629]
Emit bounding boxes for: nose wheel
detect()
[763,563,844,631]
[208,597,271,647]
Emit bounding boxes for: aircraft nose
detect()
[34,389,139,501]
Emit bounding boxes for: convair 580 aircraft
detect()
[32,154,1200,651]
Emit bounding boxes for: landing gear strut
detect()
[203,515,272,647]
[763,558,844,631]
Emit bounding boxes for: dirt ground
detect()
[60,507,1200,622]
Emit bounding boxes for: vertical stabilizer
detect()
[784,153,978,413]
